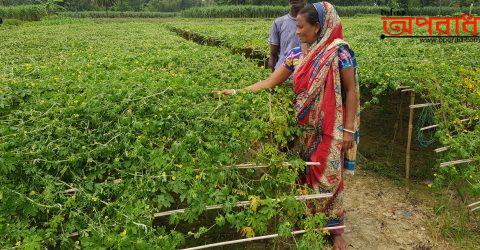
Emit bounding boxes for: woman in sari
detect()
[214,2,359,249]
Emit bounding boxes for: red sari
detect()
[293,2,361,233]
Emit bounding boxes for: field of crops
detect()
[0,18,339,248]
[1,14,479,248]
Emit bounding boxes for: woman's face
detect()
[296,14,320,44]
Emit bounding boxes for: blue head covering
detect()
[312,2,325,31]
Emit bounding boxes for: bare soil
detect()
[342,169,454,250]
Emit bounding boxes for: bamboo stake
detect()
[409,103,440,109]
[285,162,321,166]
[154,193,333,218]
[401,88,414,92]
[420,119,469,131]
[434,146,450,153]
[233,162,321,167]
[64,188,78,195]
[420,124,439,131]
[198,162,321,171]
[468,201,480,207]
[397,86,411,90]
[471,206,480,212]
[406,91,415,180]
[180,226,346,250]
[440,159,475,168]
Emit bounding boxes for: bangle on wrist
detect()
[343,128,355,134]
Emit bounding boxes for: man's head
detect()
[289,0,307,10]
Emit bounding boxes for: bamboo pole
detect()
[397,86,411,89]
[420,118,469,131]
[197,162,321,171]
[405,91,415,180]
[468,201,480,207]
[64,188,78,195]
[420,124,439,131]
[233,162,321,167]
[409,103,440,109]
[434,146,450,153]
[154,193,333,218]
[401,88,414,92]
[180,226,346,250]
[471,206,480,212]
[70,232,79,238]
[440,159,475,168]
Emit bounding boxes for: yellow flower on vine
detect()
[249,195,261,212]
[465,78,474,90]
[241,227,255,238]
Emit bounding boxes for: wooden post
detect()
[405,91,415,180]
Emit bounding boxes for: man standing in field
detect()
[268,0,307,72]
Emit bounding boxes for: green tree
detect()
[147,0,181,11]
[94,0,117,11]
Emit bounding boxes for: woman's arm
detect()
[213,66,292,95]
[340,67,358,150]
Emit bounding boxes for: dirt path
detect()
[342,169,454,250]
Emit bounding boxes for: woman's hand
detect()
[211,89,237,96]
[212,66,292,96]
[342,131,355,150]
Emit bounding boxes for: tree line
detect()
[0,0,477,13]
